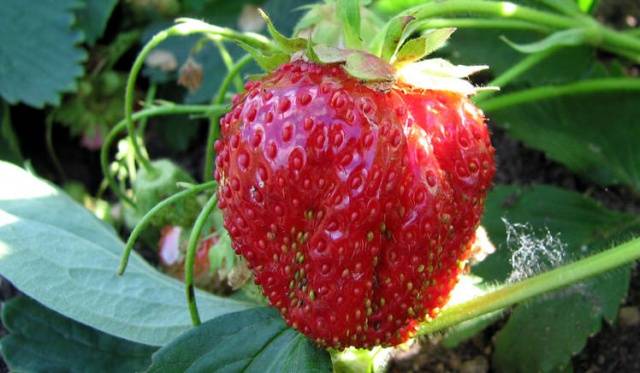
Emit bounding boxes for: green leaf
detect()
[148,307,332,372]
[485,90,640,192]
[312,45,350,64]
[493,269,629,373]
[344,51,396,82]
[501,28,591,54]
[0,161,254,346]
[155,113,200,152]
[394,28,455,65]
[476,185,637,372]
[75,0,118,45]
[258,8,306,53]
[477,185,639,282]
[310,46,396,82]
[0,297,157,373]
[379,15,414,61]
[0,0,86,108]
[237,41,291,72]
[577,0,599,13]
[337,0,363,49]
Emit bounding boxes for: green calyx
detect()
[251,0,481,90]
[132,159,202,228]
[311,45,395,83]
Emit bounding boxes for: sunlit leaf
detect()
[0,161,255,346]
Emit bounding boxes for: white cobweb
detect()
[503,218,568,283]
[501,218,609,312]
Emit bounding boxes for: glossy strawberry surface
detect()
[214,60,495,348]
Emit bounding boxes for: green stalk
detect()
[395,0,640,60]
[214,39,244,93]
[124,19,273,173]
[407,1,577,31]
[419,236,640,335]
[0,102,21,161]
[44,115,66,181]
[474,47,560,102]
[479,78,640,112]
[137,83,157,136]
[599,27,640,59]
[413,17,552,33]
[117,180,218,275]
[203,54,253,181]
[101,104,227,207]
[184,192,219,326]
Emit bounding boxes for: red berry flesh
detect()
[215,60,495,348]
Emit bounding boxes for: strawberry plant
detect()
[0,0,639,372]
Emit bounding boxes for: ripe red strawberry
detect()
[214,59,494,348]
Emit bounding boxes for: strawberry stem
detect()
[214,40,244,93]
[44,115,66,182]
[203,54,253,182]
[478,78,640,111]
[136,83,157,138]
[406,1,577,30]
[124,19,274,176]
[388,0,640,62]
[102,104,227,209]
[117,180,218,276]
[184,191,219,326]
[419,236,640,335]
[410,18,552,33]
